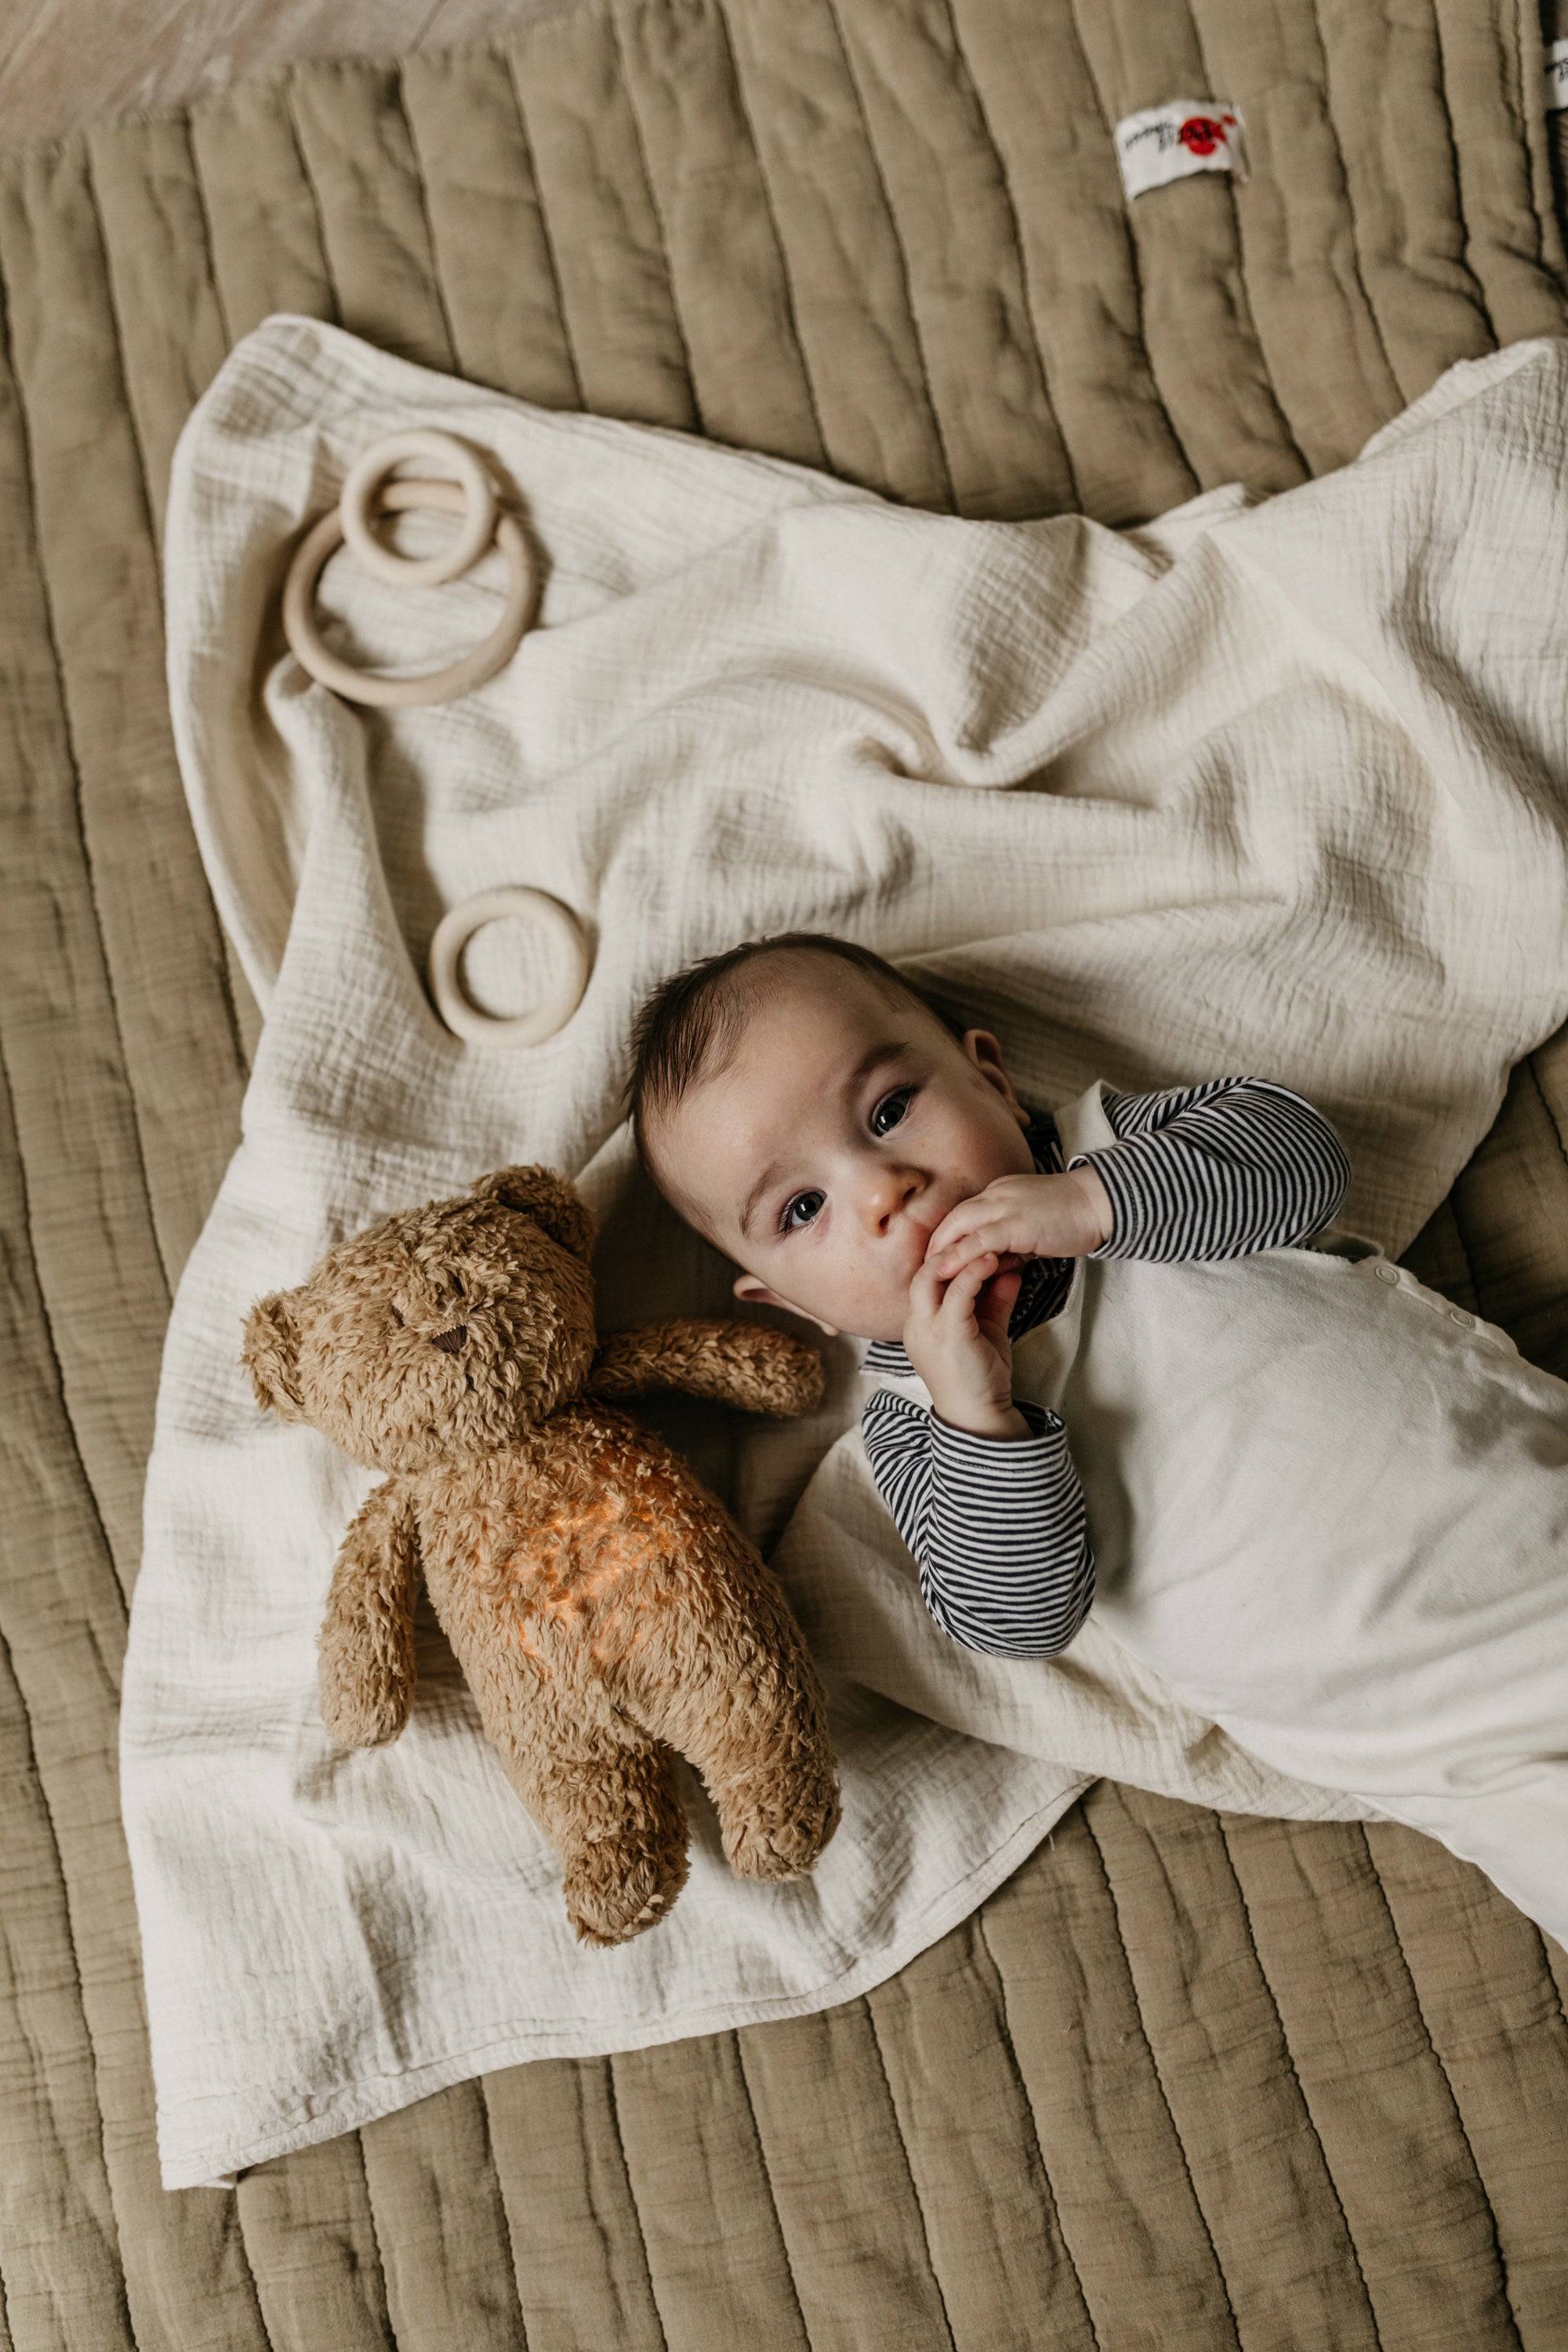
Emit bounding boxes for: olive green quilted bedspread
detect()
[2,1,1568,2344]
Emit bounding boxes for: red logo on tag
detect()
[1177,113,1231,155]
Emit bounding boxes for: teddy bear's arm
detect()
[318,1479,423,1749]
[587,1319,823,1417]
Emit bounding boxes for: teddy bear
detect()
[241,1164,841,1947]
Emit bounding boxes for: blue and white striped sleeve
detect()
[861,1388,1095,1658]
[1073,1077,1351,1262]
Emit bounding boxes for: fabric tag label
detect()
[1547,38,1568,112]
[1114,100,1247,199]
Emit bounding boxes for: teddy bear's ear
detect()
[241,1289,307,1420]
[473,1165,597,1262]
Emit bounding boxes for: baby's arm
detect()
[862,1389,1094,1657]
[928,1077,1348,1276]
[1076,1076,1349,1261]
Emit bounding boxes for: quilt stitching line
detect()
[1185,4,1315,482]
[0,1022,130,1621]
[711,0,830,470]
[859,1994,958,2350]
[0,261,175,1335]
[1425,0,1502,347]
[1492,0,1537,270]
[60,150,219,1315]
[942,0,1082,514]
[1058,0,1202,496]
[1470,5,1536,272]
[279,68,346,330]
[601,2,709,438]
[1080,1805,1245,2349]
[816,0,959,512]
[473,2078,534,2350]
[352,2132,405,2350]
[230,2130,391,2343]
[731,2032,814,2347]
[1523,0,1568,279]
[390,60,461,375]
[231,2233,279,2352]
[177,107,235,357]
[969,1901,1104,2351]
[82,139,169,568]
[496,44,588,413]
[1357,1825,1526,2350]
[1301,0,1403,412]
[205,923,256,1087]
[0,1614,137,2352]
[1214,1816,1385,2350]
[602,2056,672,2352]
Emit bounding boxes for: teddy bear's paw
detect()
[721,1775,843,1882]
[319,1684,410,1751]
[564,1840,691,1949]
[735,1327,827,1418]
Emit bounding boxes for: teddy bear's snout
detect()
[430,1325,469,1354]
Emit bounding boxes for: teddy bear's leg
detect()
[495,1730,692,1949]
[615,1537,842,1886]
[682,1690,842,1888]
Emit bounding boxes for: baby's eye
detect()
[450,1272,466,1299]
[870,1086,915,1138]
[781,1189,826,1234]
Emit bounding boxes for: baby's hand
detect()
[924,1167,1113,1281]
[902,1254,1029,1440]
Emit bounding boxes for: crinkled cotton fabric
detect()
[125,318,1568,2187]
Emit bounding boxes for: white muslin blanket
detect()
[127,317,1568,2187]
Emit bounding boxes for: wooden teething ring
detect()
[281,480,535,710]
[340,428,498,586]
[427,886,590,1049]
[280,430,583,1042]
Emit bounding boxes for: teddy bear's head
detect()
[241,1167,597,1475]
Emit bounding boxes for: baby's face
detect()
[651,964,1035,1342]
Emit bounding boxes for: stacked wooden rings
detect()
[281,427,536,709]
[281,428,589,1048]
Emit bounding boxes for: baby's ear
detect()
[241,1289,306,1420]
[472,1165,596,1262]
[733,1273,840,1338]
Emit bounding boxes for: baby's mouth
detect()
[899,1218,943,1276]
[905,1196,956,1253]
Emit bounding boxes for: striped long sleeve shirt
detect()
[860,1077,1352,1659]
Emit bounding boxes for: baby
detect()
[628,931,1348,1660]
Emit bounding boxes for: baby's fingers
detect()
[906,1258,947,1321]
[927,1228,1022,1280]
[936,1250,1001,1323]
[975,1264,1022,1334]
[924,1197,988,1261]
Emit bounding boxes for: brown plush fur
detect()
[241,1166,840,1946]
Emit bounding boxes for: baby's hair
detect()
[627,932,960,1181]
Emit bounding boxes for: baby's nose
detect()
[862,1163,920,1230]
[430,1324,468,1354]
